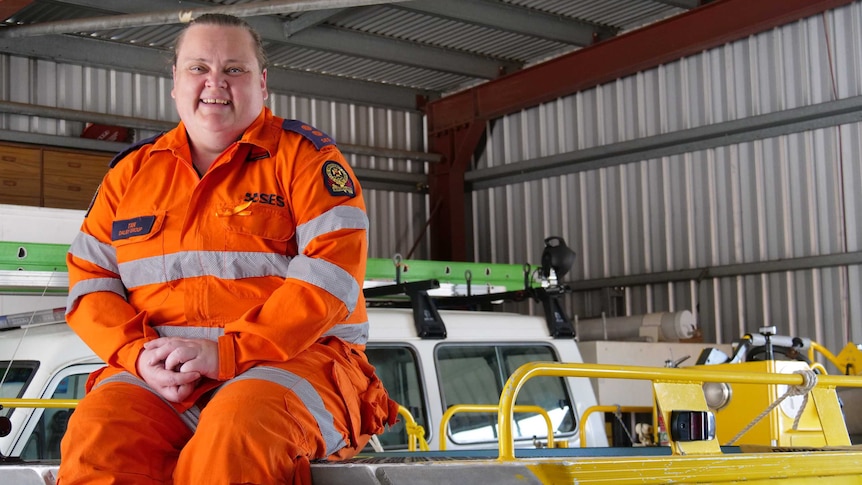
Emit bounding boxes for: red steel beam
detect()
[0,0,34,23]
[426,0,854,135]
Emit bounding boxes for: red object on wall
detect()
[81,123,131,143]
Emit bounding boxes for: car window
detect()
[365,345,427,449]
[20,371,89,460]
[436,344,576,445]
[0,361,39,418]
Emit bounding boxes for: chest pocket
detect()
[218,203,296,244]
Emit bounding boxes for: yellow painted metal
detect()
[497,361,862,461]
[577,404,652,447]
[811,386,852,445]
[653,381,721,454]
[809,341,862,375]
[0,398,78,409]
[710,360,849,447]
[396,405,429,452]
[439,404,554,451]
[524,451,862,484]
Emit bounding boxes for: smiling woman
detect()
[170,18,269,174]
[57,13,397,485]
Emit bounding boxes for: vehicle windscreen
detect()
[0,360,39,417]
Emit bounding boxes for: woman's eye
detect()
[227,67,245,74]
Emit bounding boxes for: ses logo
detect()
[244,192,285,207]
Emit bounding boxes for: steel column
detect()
[428,119,485,260]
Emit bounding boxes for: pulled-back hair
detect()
[172,13,268,72]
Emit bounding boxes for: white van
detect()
[0,305,609,461]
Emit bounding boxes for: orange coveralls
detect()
[59,107,396,484]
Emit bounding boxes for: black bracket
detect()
[364,279,447,339]
[532,286,576,339]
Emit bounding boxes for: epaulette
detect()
[282,119,336,150]
[109,133,163,168]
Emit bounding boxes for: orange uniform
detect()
[59,107,396,484]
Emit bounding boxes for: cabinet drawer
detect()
[43,150,111,208]
[0,145,42,200]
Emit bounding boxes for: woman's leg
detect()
[58,382,192,485]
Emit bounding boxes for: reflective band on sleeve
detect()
[152,322,367,345]
[65,277,127,314]
[296,206,368,255]
[69,231,119,274]
[286,255,359,314]
[94,371,200,431]
[321,321,369,345]
[154,325,225,341]
[119,251,292,289]
[227,366,347,455]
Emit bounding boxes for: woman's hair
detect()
[172,13,268,72]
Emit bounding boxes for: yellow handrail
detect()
[809,341,844,371]
[0,398,79,409]
[578,404,652,447]
[439,404,554,451]
[397,405,429,452]
[809,341,861,375]
[497,361,862,461]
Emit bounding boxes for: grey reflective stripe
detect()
[69,231,119,274]
[119,251,292,289]
[155,325,225,341]
[65,277,127,314]
[322,321,369,345]
[287,255,359,314]
[228,366,347,455]
[94,372,200,431]
[296,206,368,254]
[153,323,367,345]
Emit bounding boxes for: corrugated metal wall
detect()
[473,3,862,352]
[0,56,429,260]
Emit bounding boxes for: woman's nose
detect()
[205,72,227,88]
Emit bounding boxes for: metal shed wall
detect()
[0,55,429,260]
[473,3,862,352]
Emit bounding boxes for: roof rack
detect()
[1,242,577,339]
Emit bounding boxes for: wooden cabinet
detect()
[0,143,112,210]
[43,150,110,209]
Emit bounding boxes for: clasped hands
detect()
[136,337,219,403]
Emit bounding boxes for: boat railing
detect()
[438,404,555,451]
[577,404,653,447]
[497,361,862,460]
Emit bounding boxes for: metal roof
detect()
[0,0,695,111]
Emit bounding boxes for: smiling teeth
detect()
[201,99,230,104]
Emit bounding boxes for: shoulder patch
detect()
[282,119,336,150]
[322,161,356,198]
[109,133,163,168]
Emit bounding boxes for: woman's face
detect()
[171,23,267,141]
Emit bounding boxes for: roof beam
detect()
[0,34,426,110]
[651,0,703,9]
[426,0,856,134]
[283,26,516,79]
[0,0,405,37]
[398,0,617,46]
[284,8,347,36]
[37,0,518,80]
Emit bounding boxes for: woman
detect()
[59,13,396,485]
